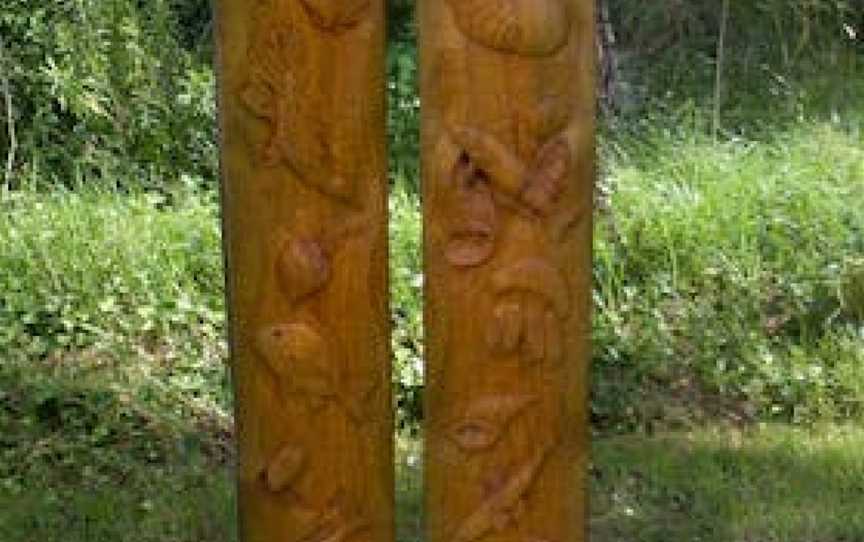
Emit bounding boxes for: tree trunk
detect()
[214,2,393,541]
[420,1,595,542]
[596,0,619,117]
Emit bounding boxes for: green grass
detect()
[0,465,237,542]
[591,424,864,542]
[3,422,863,542]
[593,120,864,430]
[1,118,862,540]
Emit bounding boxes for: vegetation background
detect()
[0,1,862,541]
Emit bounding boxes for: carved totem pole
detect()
[215,2,392,542]
[421,2,595,542]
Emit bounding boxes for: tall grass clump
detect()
[593,120,864,431]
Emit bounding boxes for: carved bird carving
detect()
[445,0,572,56]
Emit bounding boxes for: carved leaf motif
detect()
[448,126,572,216]
[276,235,331,305]
[265,444,307,492]
[447,394,538,451]
[256,322,335,408]
[299,0,370,31]
[299,491,370,542]
[445,0,571,56]
[451,446,552,542]
[521,137,570,215]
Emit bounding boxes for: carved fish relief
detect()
[241,1,364,204]
[256,322,336,411]
[486,259,570,364]
[450,446,553,542]
[299,0,371,31]
[445,0,572,57]
[446,394,538,452]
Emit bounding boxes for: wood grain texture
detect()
[214,2,392,541]
[421,2,595,542]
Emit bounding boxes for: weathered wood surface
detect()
[214,2,392,542]
[421,2,595,542]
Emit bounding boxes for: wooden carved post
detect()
[215,2,392,542]
[421,2,595,542]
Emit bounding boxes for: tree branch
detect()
[713,0,730,139]
[0,36,16,190]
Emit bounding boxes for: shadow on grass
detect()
[3,365,862,542]
[590,426,864,542]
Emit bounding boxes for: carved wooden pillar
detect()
[215,2,392,542]
[421,2,595,542]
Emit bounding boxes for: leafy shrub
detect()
[0,189,229,414]
[0,0,217,190]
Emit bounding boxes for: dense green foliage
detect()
[0,0,216,190]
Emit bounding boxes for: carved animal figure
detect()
[445,0,572,56]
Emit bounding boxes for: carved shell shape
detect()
[450,420,498,451]
[277,236,331,305]
[446,0,571,56]
[446,153,497,267]
[256,323,334,399]
[447,395,538,451]
[299,0,370,31]
[265,444,306,492]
